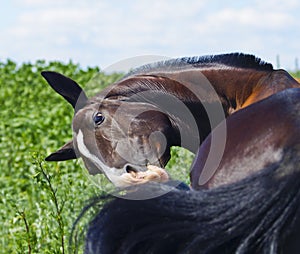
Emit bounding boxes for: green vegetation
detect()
[0,60,193,253]
[292,70,300,79]
[4,59,297,253]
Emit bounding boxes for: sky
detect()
[1,0,299,71]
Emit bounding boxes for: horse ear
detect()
[41,71,88,111]
[45,140,78,161]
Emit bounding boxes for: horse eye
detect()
[93,112,105,126]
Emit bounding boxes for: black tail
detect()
[82,145,300,254]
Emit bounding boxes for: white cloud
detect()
[197,7,295,34]
[254,0,300,11]
[1,0,299,70]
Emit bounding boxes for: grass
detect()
[0,60,193,253]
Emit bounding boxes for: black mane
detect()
[126,53,273,77]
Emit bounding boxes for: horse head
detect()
[42,71,173,187]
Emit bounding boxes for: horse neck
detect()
[146,68,273,152]
[160,67,299,130]
[105,67,298,153]
[161,67,298,105]
[138,68,276,110]
[174,68,272,110]
[201,68,299,108]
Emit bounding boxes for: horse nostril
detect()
[125,165,138,174]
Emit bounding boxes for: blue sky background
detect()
[1,0,299,71]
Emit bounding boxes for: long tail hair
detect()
[80,144,300,254]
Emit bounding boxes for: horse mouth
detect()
[116,164,169,187]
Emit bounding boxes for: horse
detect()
[81,88,300,254]
[42,53,300,187]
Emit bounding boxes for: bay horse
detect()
[81,88,300,254]
[42,53,299,187]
